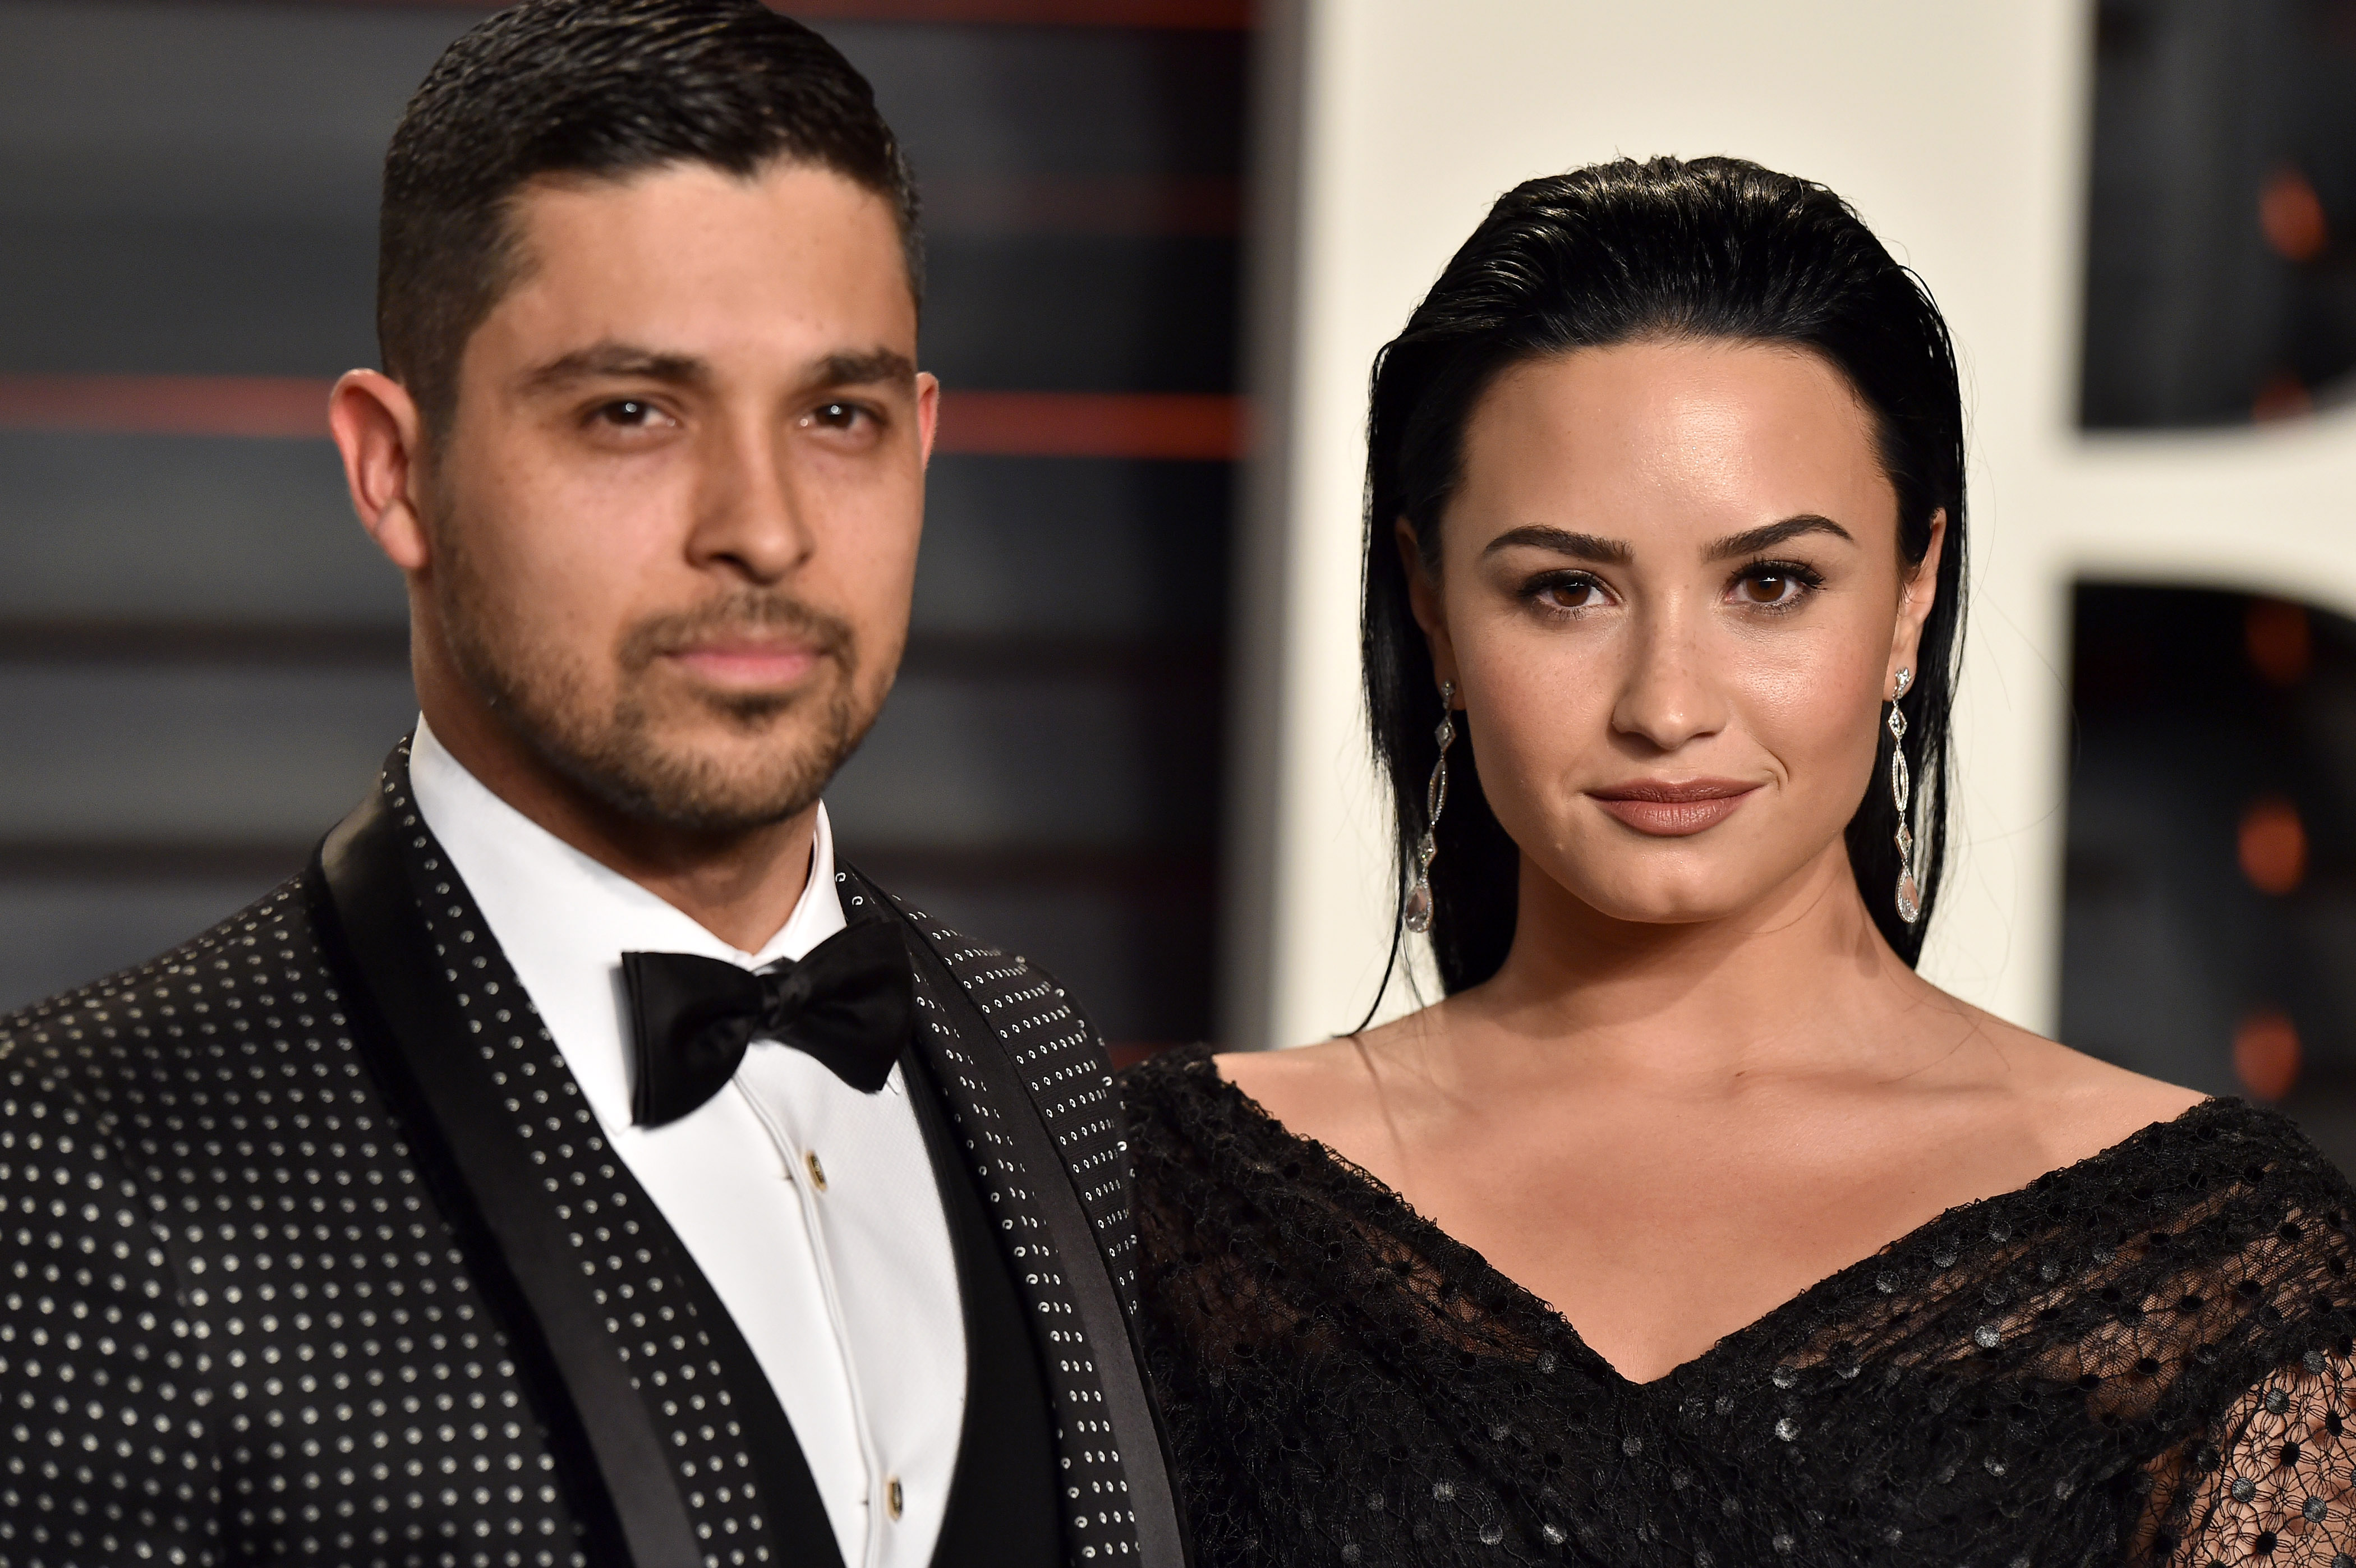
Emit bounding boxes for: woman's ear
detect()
[1887,509,1947,689]
[1395,518,1460,692]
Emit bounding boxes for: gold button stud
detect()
[886,1477,903,1520]
[804,1151,828,1191]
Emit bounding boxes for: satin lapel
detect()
[317,760,846,1568]
[839,867,1190,1568]
[314,778,686,1568]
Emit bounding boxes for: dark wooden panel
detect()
[846,846,1218,1042]
[0,430,399,624]
[920,233,1240,392]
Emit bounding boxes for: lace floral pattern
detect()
[1120,1047,2356,1567]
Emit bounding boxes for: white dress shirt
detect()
[408,719,966,1568]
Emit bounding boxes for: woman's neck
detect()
[1446,843,1958,1092]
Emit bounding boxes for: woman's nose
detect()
[1608,603,1728,752]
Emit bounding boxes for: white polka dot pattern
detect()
[375,763,785,1568]
[836,876,1152,1565]
[0,878,594,1568]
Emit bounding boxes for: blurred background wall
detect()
[0,0,1245,1049]
[5,0,2356,1166]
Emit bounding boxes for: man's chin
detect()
[581,763,824,836]
[509,706,858,838]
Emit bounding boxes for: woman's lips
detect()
[1587,779,1760,836]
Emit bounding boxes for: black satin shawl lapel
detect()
[315,766,845,1568]
[314,779,679,1568]
[839,867,1190,1568]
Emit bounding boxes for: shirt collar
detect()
[404,715,849,1134]
[408,714,845,966]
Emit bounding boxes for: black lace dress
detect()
[1120,1047,2356,1567]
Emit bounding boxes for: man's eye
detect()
[593,399,670,429]
[807,402,868,430]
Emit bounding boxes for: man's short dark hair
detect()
[378,0,921,434]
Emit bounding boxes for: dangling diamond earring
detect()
[1888,667,1922,925]
[1404,680,1457,935]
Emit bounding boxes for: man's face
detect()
[421,159,931,834]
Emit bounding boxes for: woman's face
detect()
[1409,338,1943,930]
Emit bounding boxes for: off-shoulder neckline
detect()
[1129,1045,2254,1391]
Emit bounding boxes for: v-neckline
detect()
[1188,1050,2228,1392]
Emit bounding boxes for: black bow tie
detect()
[620,919,914,1128]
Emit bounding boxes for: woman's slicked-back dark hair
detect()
[1365,155,1967,997]
[379,0,920,435]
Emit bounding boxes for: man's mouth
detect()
[662,640,825,688]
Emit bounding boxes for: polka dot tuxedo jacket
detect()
[0,745,1184,1568]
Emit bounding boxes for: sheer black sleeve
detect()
[2124,1154,2356,1565]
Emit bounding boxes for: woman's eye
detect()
[1532,574,1609,612]
[1731,565,1816,608]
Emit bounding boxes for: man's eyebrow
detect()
[816,348,917,387]
[1705,514,1856,559]
[1479,525,1634,564]
[515,344,917,396]
[519,343,711,394]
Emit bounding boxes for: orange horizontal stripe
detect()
[0,374,334,439]
[0,375,1244,461]
[935,391,1241,459]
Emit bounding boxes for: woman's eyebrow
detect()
[1704,514,1855,559]
[1479,525,1633,564]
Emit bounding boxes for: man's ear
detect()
[329,370,432,573]
[1395,518,1458,690]
[1887,508,1948,686]
[914,370,940,469]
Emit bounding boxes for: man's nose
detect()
[1609,597,1729,752]
[686,420,815,583]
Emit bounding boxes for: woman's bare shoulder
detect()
[1212,1015,1439,1158]
[1957,1002,2208,1158]
[1212,1036,1372,1124]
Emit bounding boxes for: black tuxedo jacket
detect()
[0,745,1184,1568]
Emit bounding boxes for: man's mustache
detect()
[618,594,857,672]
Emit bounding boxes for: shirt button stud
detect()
[886,1477,904,1520]
[806,1151,829,1191]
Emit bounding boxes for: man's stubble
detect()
[430,509,887,838]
